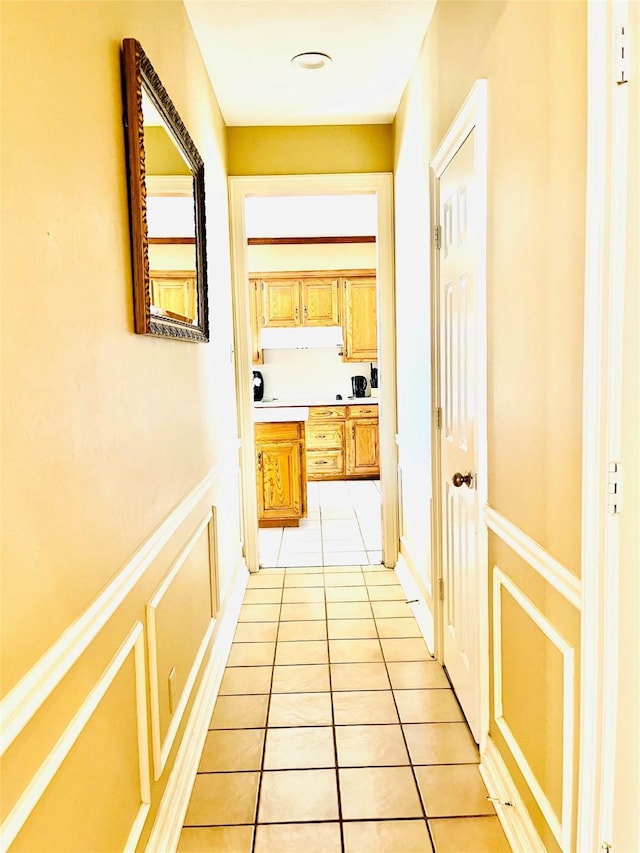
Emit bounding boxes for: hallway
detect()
[177,564,511,852]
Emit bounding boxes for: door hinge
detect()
[438,578,445,601]
[607,462,622,514]
[434,225,441,251]
[435,406,442,429]
[616,25,628,85]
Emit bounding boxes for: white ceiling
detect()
[184,1,436,126]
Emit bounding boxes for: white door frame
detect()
[430,80,489,749]
[228,173,398,573]
[577,1,633,848]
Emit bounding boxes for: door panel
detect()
[438,129,481,741]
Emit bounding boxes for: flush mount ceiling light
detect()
[291,51,332,71]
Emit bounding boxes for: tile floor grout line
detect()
[323,567,347,853]
[368,565,437,853]
[248,589,280,853]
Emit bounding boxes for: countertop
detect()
[254,397,378,409]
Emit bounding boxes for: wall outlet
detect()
[168,667,177,714]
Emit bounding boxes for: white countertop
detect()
[253,406,309,423]
[254,397,378,409]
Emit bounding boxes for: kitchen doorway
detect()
[228,174,397,573]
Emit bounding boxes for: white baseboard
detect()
[394,552,435,654]
[145,557,249,852]
[480,736,547,853]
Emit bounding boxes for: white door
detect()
[438,129,482,742]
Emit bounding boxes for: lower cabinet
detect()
[306,405,379,480]
[255,422,307,527]
[346,410,380,477]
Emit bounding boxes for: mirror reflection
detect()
[142,91,198,324]
[121,38,209,342]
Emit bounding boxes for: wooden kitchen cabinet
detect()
[306,406,346,480]
[249,278,264,364]
[255,422,307,526]
[305,405,379,480]
[346,405,380,478]
[302,278,340,325]
[343,276,377,362]
[262,278,302,326]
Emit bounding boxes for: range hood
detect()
[260,326,344,350]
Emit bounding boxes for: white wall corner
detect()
[480,736,547,853]
[144,557,249,852]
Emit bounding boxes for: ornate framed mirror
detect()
[121,38,209,341]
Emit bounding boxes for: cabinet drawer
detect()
[255,421,304,442]
[307,450,345,479]
[306,423,344,450]
[308,406,345,421]
[347,405,378,419]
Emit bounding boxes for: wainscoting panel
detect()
[493,567,575,852]
[2,624,150,852]
[147,513,216,780]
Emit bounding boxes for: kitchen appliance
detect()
[252,370,264,402]
[370,364,379,398]
[351,375,368,397]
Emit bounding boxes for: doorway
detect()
[430,81,489,747]
[228,174,397,575]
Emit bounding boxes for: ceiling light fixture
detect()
[291,51,332,71]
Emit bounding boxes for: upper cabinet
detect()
[302,278,341,326]
[258,275,340,327]
[262,278,302,326]
[342,275,377,362]
[249,269,376,363]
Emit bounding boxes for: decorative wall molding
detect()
[394,553,435,655]
[493,568,575,852]
[480,736,547,853]
[0,624,150,852]
[147,513,216,780]
[145,559,249,852]
[0,463,229,757]
[485,505,582,610]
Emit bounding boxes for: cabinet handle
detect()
[352,426,355,439]
[304,306,307,319]
[257,452,262,471]
[316,460,328,465]
[295,306,299,320]
[316,434,327,439]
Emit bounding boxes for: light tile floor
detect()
[178,565,512,853]
[258,479,382,569]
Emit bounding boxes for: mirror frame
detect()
[121,38,209,342]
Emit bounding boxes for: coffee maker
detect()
[252,370,264,402]
[351,375,368,397]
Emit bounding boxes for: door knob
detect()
[452,471,474,488]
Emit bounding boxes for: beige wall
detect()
[1,2,244,849]
[393,1,586,849]
[227,124,393,175]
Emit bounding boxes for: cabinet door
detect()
[262,279,302,327]
[302,278,340,326]
[150,273,197,321]
[257,440,303,520]
[343,276,377,361]
[346,417,379,477]
[249,278,264,364]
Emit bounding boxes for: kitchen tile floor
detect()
[258,479,382,569]
[178,565,511,853]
